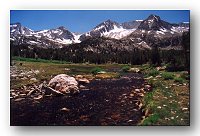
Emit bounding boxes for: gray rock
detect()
[64,68,70,71]
[11,74,18,78]
[77,78,90,84]
[34,70,40,74]
[60,107,70,112]
[33,95,43,100]
[129,68,140,73]
[75,75,90,84]
[14,98,25,102]
[79,85,86,89]
[97,71,106,74]
[21,77,28,80]
[48,74,79,94]
[144,84,152,92]
[27,90,36,96]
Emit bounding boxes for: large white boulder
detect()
[48,74,79,94]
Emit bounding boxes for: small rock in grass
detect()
[144,84,152,92]
[138,93,144,97]
[128,68,140,73]
[145,76,153,80]
[157,106,162,109]
[97,71,106,74]
[182,108,188,111]
[165,118,170,121]
[64,68,70,71]
[21,77,28,80]
[135,89,140,92]
[34,70,40,74]
[156,75,162,78]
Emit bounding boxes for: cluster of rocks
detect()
[10,74,91,102]
[129,84,152,98]
[117,83,152,115]
[10,66,40,81]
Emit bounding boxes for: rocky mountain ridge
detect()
[10,14,189,49]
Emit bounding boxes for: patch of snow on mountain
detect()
[11,29,16,32]
[29,41,39,44]
[103,25,136,39]
[36,30,48,34]
[160,28,168,32]
[156,31,165,35]
[85,32,90,37]
[94,25,105,31]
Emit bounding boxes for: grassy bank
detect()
[140,65,190,125]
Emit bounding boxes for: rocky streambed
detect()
[10,72,151,126]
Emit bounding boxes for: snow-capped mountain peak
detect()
[79,19,141,40]
[10,24,81,46]
[10,22,34,35]
[138,14,173,31]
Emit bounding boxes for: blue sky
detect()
[10,10,190,33]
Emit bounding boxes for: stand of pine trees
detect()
[10,31,190,71]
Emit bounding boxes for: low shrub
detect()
[174,77,184,84]
[162,72,174,80]
[148,69,160,77]
[122,66,131,72]
[166,63,185,72]
[142,114,160,125]
[90,67,103,75]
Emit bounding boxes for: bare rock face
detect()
[48,74,79,94]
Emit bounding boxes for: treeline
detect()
[10,32,190,71]
[11,44,150,65]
